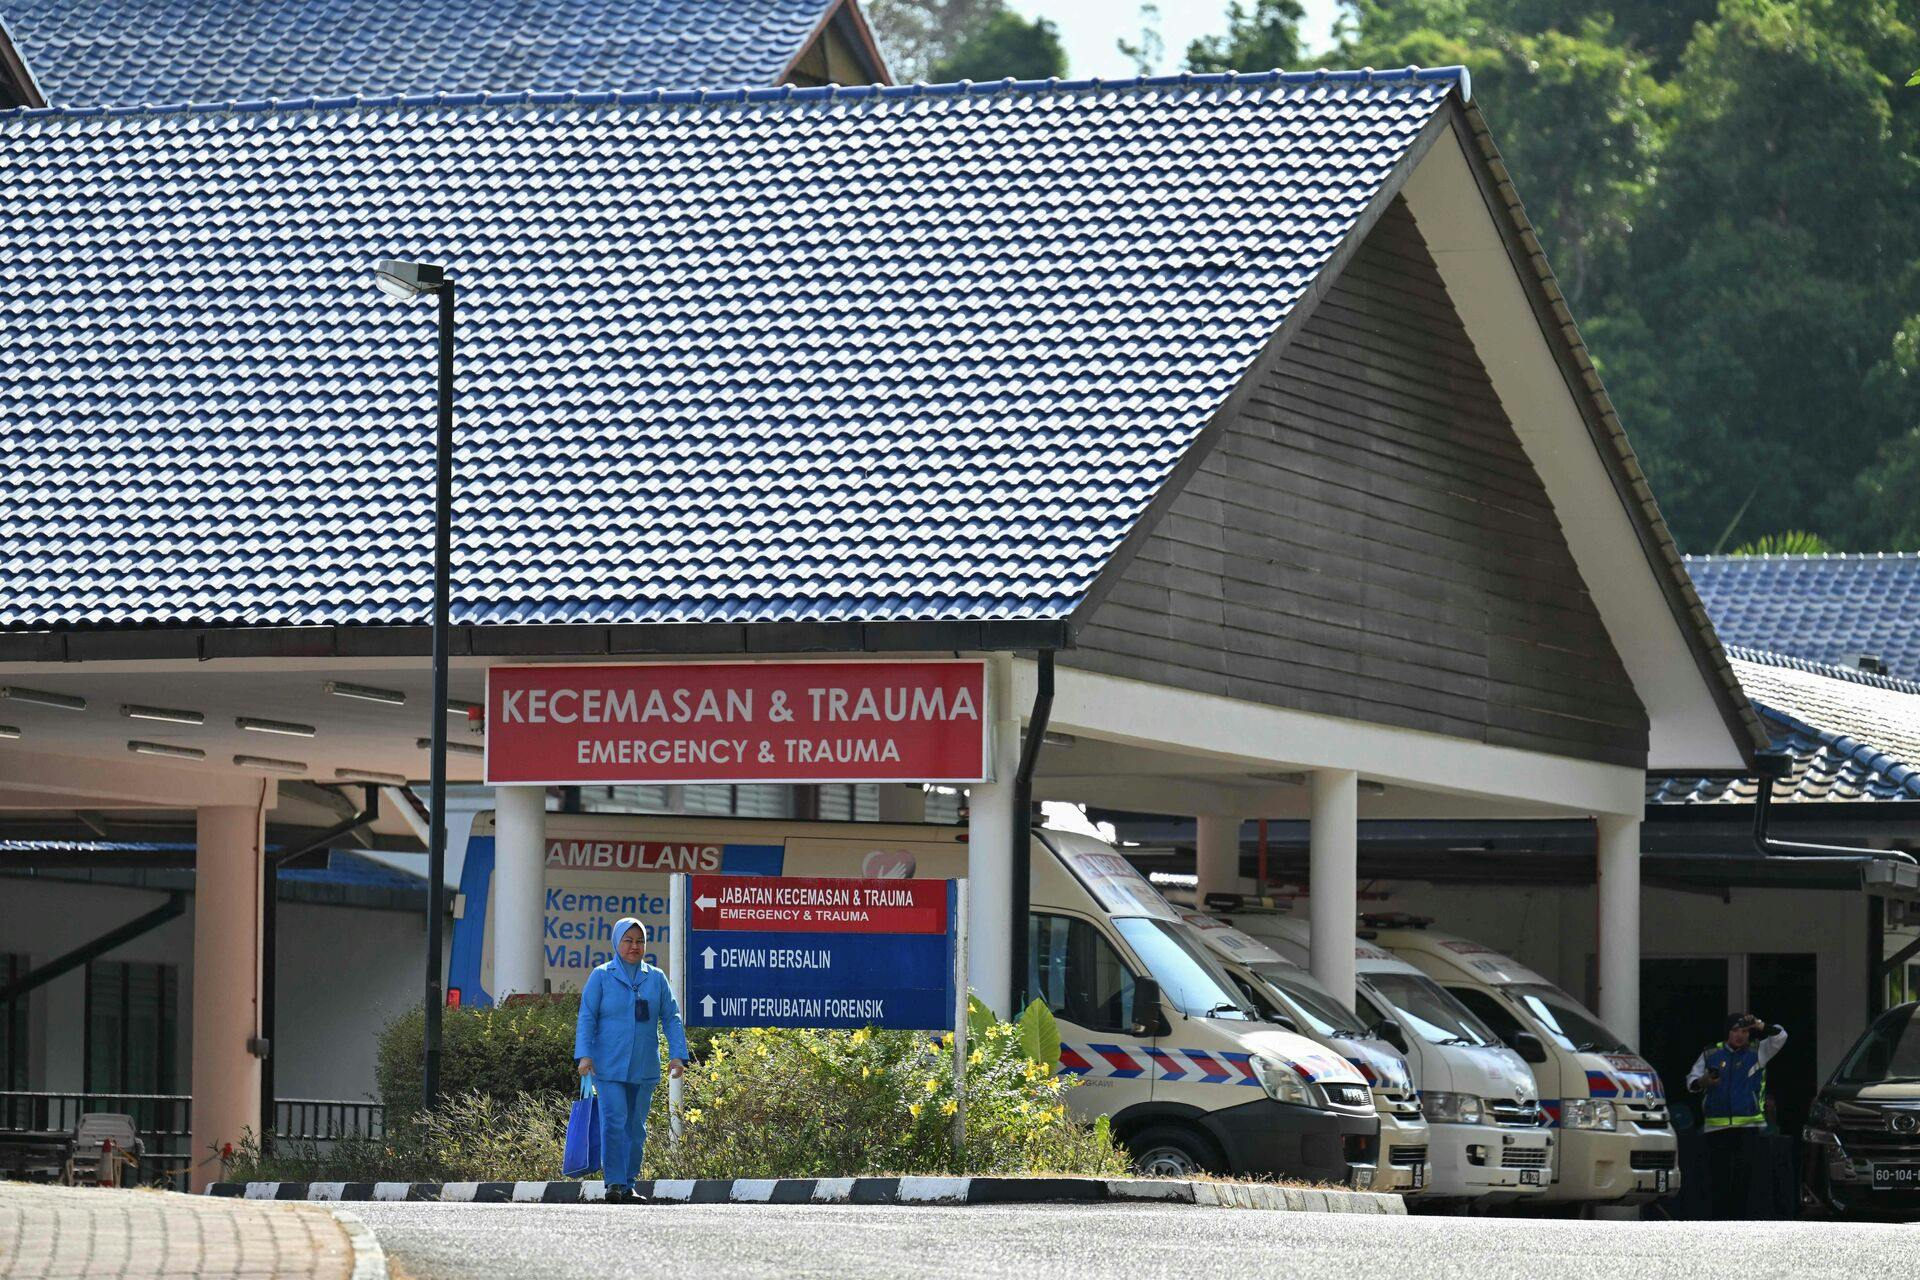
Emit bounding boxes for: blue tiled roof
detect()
[1649,648,1920,804]
[0,0,846,108]
[1686,554,1920,680]
[0,69,1464,631]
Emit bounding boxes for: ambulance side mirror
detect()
[1509,1030,1549,1064]
[1129,978,1170,1038]
[1372,1020,1408,1054]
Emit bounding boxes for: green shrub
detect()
[241,999,1123,1183]
[377,995,582,1122]
[224,1093,565,1183]
[646,1020,1127,1179]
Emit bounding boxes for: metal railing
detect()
[274,1097,385,1143]
[0,1092,384,1189]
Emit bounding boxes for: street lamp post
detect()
[374,258,455,1113]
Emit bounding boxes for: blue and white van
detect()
[1225,911,1553,1204]
[1182,910,1431,1195]
[1366,919,1677,1204]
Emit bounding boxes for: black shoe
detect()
[605,1185,633,1204]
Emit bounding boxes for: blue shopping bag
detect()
[563,1076,601,1178]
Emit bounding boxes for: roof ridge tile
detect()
[3,64,1471,125]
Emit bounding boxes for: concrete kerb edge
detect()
[325,1207,390,1280]
[210,1177,1404,1213]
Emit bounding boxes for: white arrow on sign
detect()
[700,993,715,1018]
[702,946,717,970]
[695,895,717,911]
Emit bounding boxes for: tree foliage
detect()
[931,10,1067,82]
[1325,0,1920,552]
[1187,0,1307,74]
[868,0,1065,83]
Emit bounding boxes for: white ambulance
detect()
[1221,911,1553,1203]
[1363,918,1678,1203]
[449,814,1383,1187]
[1180,911,1432,1195]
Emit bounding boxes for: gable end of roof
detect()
[1066,93,1462,632]
[1446,102,1767,766]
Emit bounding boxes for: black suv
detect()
[1805,1001,1920,1219]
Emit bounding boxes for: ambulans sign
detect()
[484,660,989,787]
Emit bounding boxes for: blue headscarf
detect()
[610,916,645,983]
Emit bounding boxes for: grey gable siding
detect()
[1065,195,1649,769]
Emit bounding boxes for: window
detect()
[85,962,178,1094]
[816,784,880,822]
[924,789,963,825]
[1834,1004,1920,1084]
[1449,986,1527,1045]
[1112,918,1255,1020]
[2,954,26,1090]
[1354,988,1393,1033]
[1504,983,1627,1054]
[1029,913,1136,1032]
[1257,966,1368,1038]
[1363,972,1498,1047]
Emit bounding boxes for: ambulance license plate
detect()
[1872,1165,1920,1190]
[1411,1164,1425,1191]
[1655,1169,1670,1194]
[1518,1170,1544,1186]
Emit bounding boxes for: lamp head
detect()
[374,258,446,299]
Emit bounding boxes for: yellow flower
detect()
[941,1032,953,1047]
[850,1028,871,1045]
[686,1108,704,1123]
[941,1099,958,1116]
[861,1066,871,1078]
[922,1077,940,1094]
[908,1102,922,1118]
[968,1049,983,1065]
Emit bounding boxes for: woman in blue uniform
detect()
[574,917,687,1202]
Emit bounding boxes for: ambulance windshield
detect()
[1251,965,1367,1038]
[1365,972,1499,1047]
[1507,983,1627,1054]
[1114,918,1256,1020]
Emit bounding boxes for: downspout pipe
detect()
[261,786,381,1150]
[1009,650,1055,1013]
[1750,751,1918,865]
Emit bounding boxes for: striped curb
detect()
[210,1177,1404,1214]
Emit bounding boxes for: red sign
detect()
[484,660,989,786]
[689,875,949,934]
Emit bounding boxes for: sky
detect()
[1020,0,1346,78]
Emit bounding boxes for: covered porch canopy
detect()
[2,67,1759,1181]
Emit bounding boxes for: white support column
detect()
[1194,814,1241,906]
[191,802,265,1192]
[493,785,548,1000]
[1309,769,1358,1009]
[967,656,1021,1018]
[876,784,928,824]
[1596,812,1642,1049]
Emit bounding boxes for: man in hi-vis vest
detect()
[1688,1012,1788,1218]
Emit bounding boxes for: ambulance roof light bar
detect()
[1358,912,1432,929]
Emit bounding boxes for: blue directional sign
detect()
[683,875,958,1032]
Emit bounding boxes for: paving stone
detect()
[0,1184,357,1280]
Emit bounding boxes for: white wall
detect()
[0,879,428,1103]
[271,900,424,1099]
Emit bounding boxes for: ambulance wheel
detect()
[1128,1126,1222,1177]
